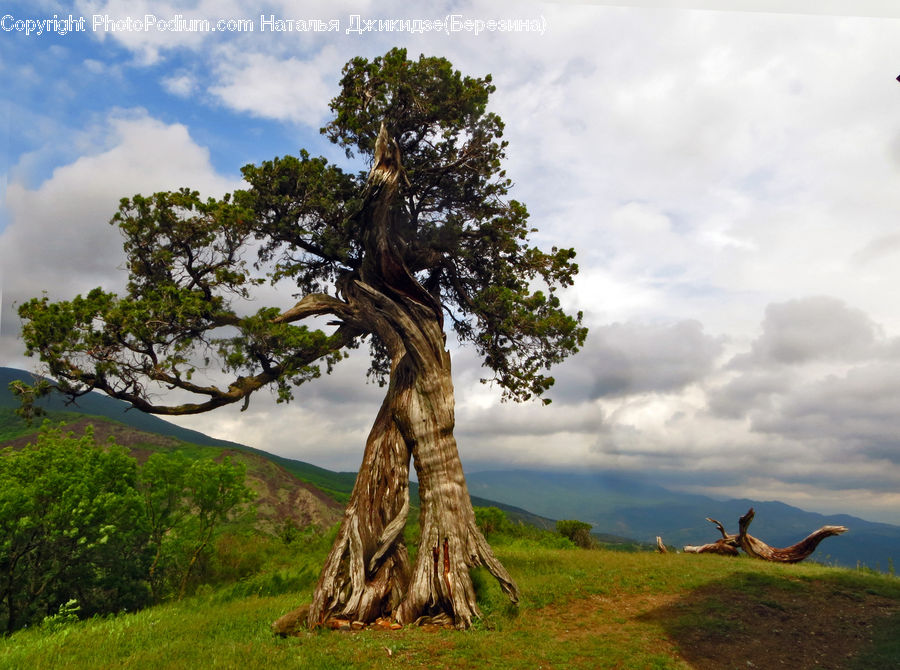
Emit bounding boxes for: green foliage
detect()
[474,506,512,537]
[474,507,575,550]
[176,456,257,598]
[0,424,152,633]
[0,407,80,441]
[318,48,588,399]
[275,518,322,547]
[7,379,52,423]
[137,451,256,600]
[41,599,81,633]
[16,47,585,417]
[0,424,257,633]
[140,451,191,599]
[556,519,595,549]
[211,566,319,604]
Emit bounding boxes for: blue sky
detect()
[3,1,900,524]
[2,13,313,203]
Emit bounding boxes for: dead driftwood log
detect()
[680,508,847,563]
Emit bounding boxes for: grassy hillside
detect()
[1,367,363,497]
[1,544,898,669]
[1,411,344,536]
[3,370,899,667]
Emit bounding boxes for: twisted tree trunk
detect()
[297,123,519,629]
[392,323,519,627]
[306,388,411,626]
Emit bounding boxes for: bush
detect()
[0,424,260,632]
[0,424,152,633]
[41,599,81,633]
[474,507,576,549]
[556,520,594,549]
[475,506,512,537]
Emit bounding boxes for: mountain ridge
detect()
[466,468,900,570]
[3,366,897,569]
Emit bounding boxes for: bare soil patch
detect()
[530,574,900,669]
[642,576,900,669]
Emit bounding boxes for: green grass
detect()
[3,546,898,669]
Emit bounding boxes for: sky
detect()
[2,1,900,523]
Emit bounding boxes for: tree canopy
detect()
[16,48,585,414]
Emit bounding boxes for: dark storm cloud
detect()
[552,319,724,402]
[729,296,879,368]
[750,362,900,464]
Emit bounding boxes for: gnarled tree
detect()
[14,49,587,629]
[682,508,848,562]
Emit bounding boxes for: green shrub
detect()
[0,424,152,633]
[556,519,594,548]
[474,506,513,537]
[41,599,81,633]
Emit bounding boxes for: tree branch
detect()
[46,321,360,416]
[272,293,352,324]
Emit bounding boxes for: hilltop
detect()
[1,544,899,669]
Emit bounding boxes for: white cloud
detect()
[0,110,238,361]
[161,72,196,97]
[5,3,900,522]
[208,47,344,126]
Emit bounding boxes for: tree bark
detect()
[306,380,411,626]
[392,328,519,628]
[300,122,519,629]
[682,540,740,556]
[683,517,741,556]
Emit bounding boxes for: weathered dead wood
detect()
[707,517,732,541]
[682,540,740,556]
[656,536,668,554]
[737,508,848,563]
[681,508,847,563]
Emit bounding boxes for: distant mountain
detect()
[0,367,557,530]
[466,469,900,571]
[1,367,275,451]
